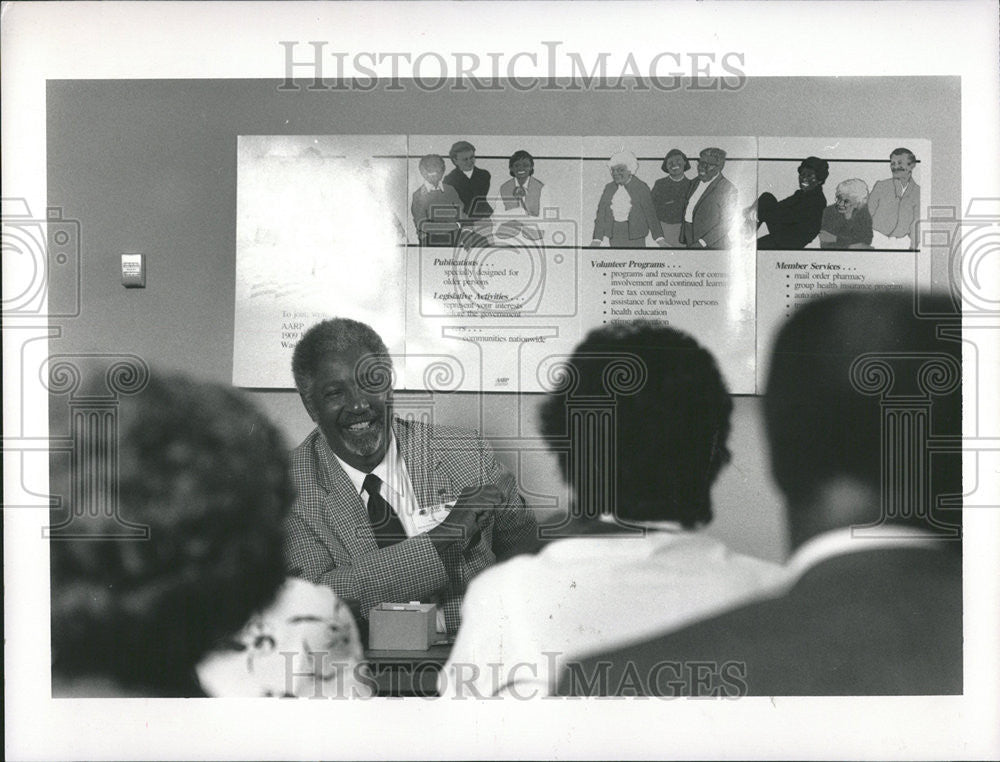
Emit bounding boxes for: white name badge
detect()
[410,501,455,534]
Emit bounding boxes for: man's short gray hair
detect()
[291,318,391,399]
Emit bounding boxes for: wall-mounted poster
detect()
[403,135,584,392]
[233,135,409,387]
[579,136,758,392]
[754,138,933,390]
[232,134,931,395]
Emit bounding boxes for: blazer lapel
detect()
[693,177,718,216]
[394,418,453,509]
[314,434,379,557]
[451,169,471,194]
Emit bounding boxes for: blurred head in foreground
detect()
[764,291,962,548]
[51,373,293,696]
[539,320,732,529]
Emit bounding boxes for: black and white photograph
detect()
[3,2,999,760]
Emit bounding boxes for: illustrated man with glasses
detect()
[680,147,739,250]
[868,147,920,250]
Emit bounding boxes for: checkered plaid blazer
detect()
[283,417,538,634]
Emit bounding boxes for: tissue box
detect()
[368,602,438,651]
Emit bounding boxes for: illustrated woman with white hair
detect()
[819,178,874,249]
[590,150,667,248]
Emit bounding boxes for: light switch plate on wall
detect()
[121,253,145,288]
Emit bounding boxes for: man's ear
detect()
[299,391,318,422]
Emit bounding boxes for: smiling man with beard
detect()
[284,318,538,636]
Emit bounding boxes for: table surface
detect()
[365,642,452,662]
[364,643,452,697]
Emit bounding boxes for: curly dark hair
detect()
[291,317,391,402]
[798,156,830,184]
[539,321,732,528]
[50,373,294,695]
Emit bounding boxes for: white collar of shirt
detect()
[786,525,944,580]
[331,430,417,526]
[462,168,474,179]
[695,175,719,196]
[331,434,388,497]
[894,179,910,196]
[423,180,442,193]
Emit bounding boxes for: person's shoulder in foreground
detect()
[440,320,784,698]
[557,539,960,697]
[440,527,786,699]
[558,291,963,697]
